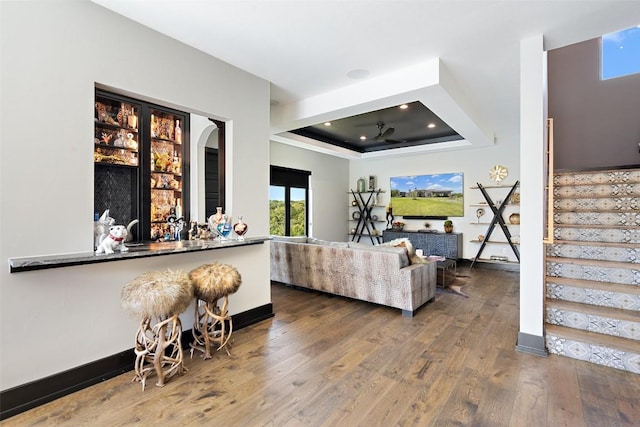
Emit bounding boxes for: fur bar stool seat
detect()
[121,269,193,390]
[189,263,242,359]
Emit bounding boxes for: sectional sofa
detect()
[269,236,437,316]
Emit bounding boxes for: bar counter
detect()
[8,237,270,273]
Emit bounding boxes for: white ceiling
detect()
[92,0,640,158]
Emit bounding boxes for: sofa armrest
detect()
[398,261,437,311]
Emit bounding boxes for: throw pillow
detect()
[378,238,426,265]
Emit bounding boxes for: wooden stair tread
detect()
[553,223,639,230]
[550,239,639,249]
[554,168,640,176]
[554,208,638,213]
[545,276,640,295]
[546,256,638,270]
[554,194,640,200]
[546,324,640,354]
[546,298,640,322]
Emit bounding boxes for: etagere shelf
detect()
[469,181,520,268]
[348,190,385,244]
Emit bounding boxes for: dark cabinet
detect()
[94,89,189,242]
[383,230,462,259]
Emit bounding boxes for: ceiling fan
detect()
[373,122,396,142]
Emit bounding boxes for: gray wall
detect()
[548,38,640,170]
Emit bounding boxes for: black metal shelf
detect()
[470,181,520,269]
[349,190,384,244]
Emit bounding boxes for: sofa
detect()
[270,236,437,316]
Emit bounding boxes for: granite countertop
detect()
[8,237,270,273]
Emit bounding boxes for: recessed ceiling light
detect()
[347,69,370,80]
[427,123,436,128]
[399,104,408,110]
[324,122,331,126]
[360,135,367,140]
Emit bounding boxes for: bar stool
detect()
[189,263,242,359]
[121,269,193,390]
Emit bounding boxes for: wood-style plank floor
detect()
[3,266,639,426]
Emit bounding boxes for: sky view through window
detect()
[602,25,640,80]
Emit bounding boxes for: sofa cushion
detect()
[308,237,349,248]
[270,235,308,243]
[348,241,410,268]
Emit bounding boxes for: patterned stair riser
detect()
[546,307,640,341]
[554,211,640,227]
[554,226,640,244]
[546,335,640,374]
[546,261,640,286]
[547,244,640,264]
[547,283,640,311]
[554,197,639,211]
[554,170,640,186]
[554,183,640,198]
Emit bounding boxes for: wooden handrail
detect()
[543,118,554,244]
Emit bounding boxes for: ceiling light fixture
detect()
[360,135,367,140]
[427,123,436,128]
[324,122,331,126]
[399,104,408,110]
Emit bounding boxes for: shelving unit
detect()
[348,190,385,244]
[94,89,189,243]
[469,181,520,268]
[149,109,187,241]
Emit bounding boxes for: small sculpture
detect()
[96,225,129,254]
[95,209,139,251]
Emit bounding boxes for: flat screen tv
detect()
[390,172,464,218]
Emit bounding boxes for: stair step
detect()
[546,258,639,286]
[549,239,640,252]
[547,256,638,270]
[547,298,640,324]
[547,241,640,264]
[546,280,640,311]
[546,256,640,270]
[554,183,640,198]
[546,300,640,343]
[554,211,640,227]
[546,276,640,295]
[554,169,640,186]
[554,197,638,212]
[553,225,639,244]
[545,324,640,374]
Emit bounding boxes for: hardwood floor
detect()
[3,266,639,426]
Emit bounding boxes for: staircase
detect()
[544,168,640,374]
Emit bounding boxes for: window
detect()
[270,166,310,236]
[602,25,640,80]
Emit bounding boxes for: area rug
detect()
[437,273,470,298]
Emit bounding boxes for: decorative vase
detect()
[233,216,248,240]
[509,213,521,224]
[444,225,453,233]
[357,177,366,193]
[216,215,232,240]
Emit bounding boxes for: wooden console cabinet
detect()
[383,230,462,259]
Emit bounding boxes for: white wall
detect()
[518,35,547,338]
[270,141,349,241]
[350,142,520,259]
[0,1,270,390]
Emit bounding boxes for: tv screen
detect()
[390,172,464,218]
